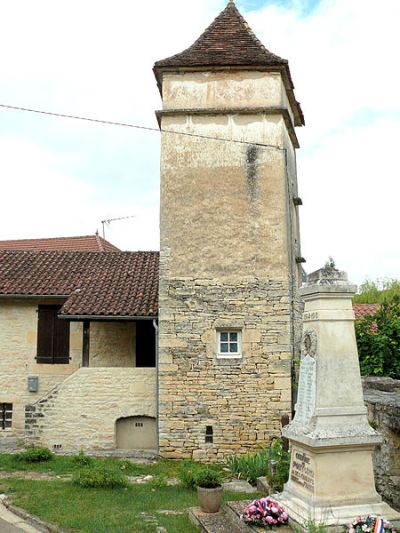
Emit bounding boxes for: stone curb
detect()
[3,497,71,533]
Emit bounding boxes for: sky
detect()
[0,0,399,286]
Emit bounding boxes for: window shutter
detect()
[53,316,70,364]
[37,305,70,364]
[37,306,55,363]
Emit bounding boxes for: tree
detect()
[353,278,400,304]
[355,301,400,379]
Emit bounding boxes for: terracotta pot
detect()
[197,486,223,513]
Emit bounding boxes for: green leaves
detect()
[355,302,400,379]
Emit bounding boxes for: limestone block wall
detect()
[25,367,156,451]
[363,377,400,511]
[0,299,138,447]
[0,300,81,441]
[158,276,293,461]
[89,322,136,367]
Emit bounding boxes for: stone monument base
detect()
[277,441,400,526]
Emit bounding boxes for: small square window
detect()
[217,331,242,358]
[1,403,12,430]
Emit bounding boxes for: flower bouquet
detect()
[345,515,397,533]
[240,497,289,529]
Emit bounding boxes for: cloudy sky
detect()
[0,0,399,285]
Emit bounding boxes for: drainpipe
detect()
[152,319,159,457]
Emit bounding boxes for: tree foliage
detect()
[355,301,400,379]
[353,278,400,304]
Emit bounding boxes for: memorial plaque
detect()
[294,354,316,425]
[291,449,315,492]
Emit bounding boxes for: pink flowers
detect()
[240,497,289,530]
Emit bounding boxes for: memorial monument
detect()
[278,265,400,526]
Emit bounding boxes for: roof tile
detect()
[0,251,159,318]
[0,235,120,253]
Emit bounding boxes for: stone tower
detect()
[154,1,305,461]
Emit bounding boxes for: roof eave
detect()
[59,314,158,321]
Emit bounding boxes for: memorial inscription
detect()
[294,354,316,425]
[291,450,315,492]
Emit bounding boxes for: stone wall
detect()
[158,68,302,460]
[25,367,157,451]
[89,322,136,367]
[363,377,400,511]
[0,299,138,446]
[158,276,293,461]
[0,299,81,442]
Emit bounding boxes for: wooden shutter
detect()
[37,305,70,364]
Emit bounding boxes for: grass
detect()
[0,452,199,478]
[0,454,256,533]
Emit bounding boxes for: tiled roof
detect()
[353,304,380,320]
[155,1,287,70]
[0,251,159,318]
[154,1,304,126]
[0,235,120,253]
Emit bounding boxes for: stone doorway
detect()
[116,416,157,450]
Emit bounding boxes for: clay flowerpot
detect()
[197,486,223,513]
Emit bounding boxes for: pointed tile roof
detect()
[154,1,304,126]
[155,1,287,70]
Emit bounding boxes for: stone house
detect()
[0,1,306,459]
[0,250,159,452]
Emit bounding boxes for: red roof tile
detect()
[0,235,120,253]
[0,251,158,318]
[154,0,304,126]
[353,304,380,320]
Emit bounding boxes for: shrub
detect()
[226,438,290,489]
[355,301,400,379]
[15,446,53,463]
[194,468,222,488]
[72,450,93,467]
[177,461,203,490]
[73,465,128,489]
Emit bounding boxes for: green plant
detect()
[353,278,400,304]
[194,467,222,488]
[177,460,203,490]
[226,438,290,489]
[15,446,53,463]
[355,301,400,379]
[72,450,93,467]
[73,465,128,489]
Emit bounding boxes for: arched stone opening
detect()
[115,416,157,450]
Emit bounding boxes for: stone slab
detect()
[188,507,244,533]
[222,481,258,494]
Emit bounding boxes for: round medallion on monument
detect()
[302,330,317,358]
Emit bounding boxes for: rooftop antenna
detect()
[101,215,136,239]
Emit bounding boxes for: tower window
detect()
[217,330,241,358]
[205,426,213,444]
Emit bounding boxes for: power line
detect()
[0,103,285,151]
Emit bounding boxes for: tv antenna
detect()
[101,215,136,238]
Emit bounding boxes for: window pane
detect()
[220,342,229,353]
[230,343,238,353]
[229,332,238,342]
[220,332,228,342]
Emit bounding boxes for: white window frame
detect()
[217,330,242,359]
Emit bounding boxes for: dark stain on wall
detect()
[246,145,260,201]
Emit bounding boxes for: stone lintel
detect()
[155,106,300,149]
